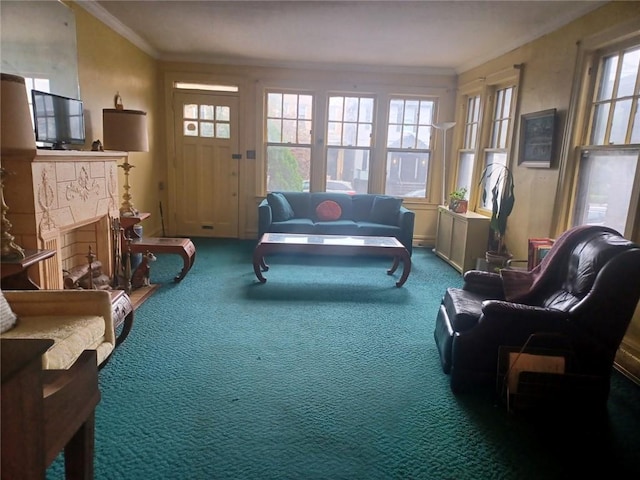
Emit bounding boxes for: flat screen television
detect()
[31,90,85,149]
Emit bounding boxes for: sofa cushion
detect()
[1,314,106,369]
[270,219,316,234]
[0,291,17,333]
[356,222,402,238]
[267,192,295,221]
[310,193,353,221]
[316,200,342,221]
[280,192,312,218]
[370,195,402,225]
[313,220,358,235]
[352,195,375,221]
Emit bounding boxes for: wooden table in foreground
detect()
[253,233,411,287]
[1,249,56,290]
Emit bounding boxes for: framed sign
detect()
[518,109,556,168]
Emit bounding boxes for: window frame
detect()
[383,95,437,199]
[553,24,640,240]
[450,67,522,216]
[263,89,315,193]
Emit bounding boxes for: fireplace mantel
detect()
[3,149,127,289]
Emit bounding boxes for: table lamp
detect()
[103,98,149,216]
[1,73,37,260]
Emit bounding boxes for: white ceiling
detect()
[82,0,606,74]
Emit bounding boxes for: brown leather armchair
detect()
[434,225,640,403]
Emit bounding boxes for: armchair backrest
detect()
[535,229,640,354]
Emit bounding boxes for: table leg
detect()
[253,248,267,283]
[387,256,400,276]
[395,254,411,287]
[174,240,196,282]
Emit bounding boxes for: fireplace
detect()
[3,150,125,289]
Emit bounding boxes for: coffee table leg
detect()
[387,255,411,287]
[253,248,267,283]
[387,256,400,275]
[396,254,411,287]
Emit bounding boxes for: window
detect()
[456,95,481,196]
[385,98,434,198]
[326,95,374,194]
[183,103,231,139]
[480,85,515,210]
[571,43,640,235]
[265,91,313,192]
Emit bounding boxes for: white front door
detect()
[172,92,239,237]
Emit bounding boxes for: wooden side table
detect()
[120,213,196,283]
[130,237,196,282]
[1,249,56,290]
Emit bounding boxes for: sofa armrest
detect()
[3,290,115,346]
[258,199,272,238]
[397,207,415,255]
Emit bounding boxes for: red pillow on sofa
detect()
[316,200,342,221]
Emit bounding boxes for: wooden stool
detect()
[129,237,196,282]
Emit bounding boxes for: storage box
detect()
[497,343,605,412]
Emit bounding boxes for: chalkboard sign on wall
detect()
[518,109,556,168]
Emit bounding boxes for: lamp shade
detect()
[1,73,37,156]
[103,108,149,152]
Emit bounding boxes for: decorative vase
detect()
[449,199,468,214]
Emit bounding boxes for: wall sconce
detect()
[1,73,37,260]
[103,94,149,216]
[433,122,456,206]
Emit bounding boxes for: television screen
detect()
[31,90,85,149]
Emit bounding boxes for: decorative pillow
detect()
[315,200,342,221]
[369,195,403,225]
[0,291,18,334]
[267,192,295,222]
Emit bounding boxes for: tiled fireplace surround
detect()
[3,150,125,289]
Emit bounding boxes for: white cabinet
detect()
[435,206,490,274]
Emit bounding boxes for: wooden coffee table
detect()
[253,233,411,287]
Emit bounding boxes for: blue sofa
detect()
[258,192,415,255]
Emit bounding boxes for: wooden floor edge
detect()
[128,284,161,310]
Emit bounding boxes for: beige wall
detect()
[70,1,639,251]
[69,2,165,237]
[457,1,640,261]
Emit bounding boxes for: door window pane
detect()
[182,102,230,138]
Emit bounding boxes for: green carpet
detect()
[47,238,640,479]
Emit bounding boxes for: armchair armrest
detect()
[462,270,505,298]
[480,300,568,327]
[3,290,115,346]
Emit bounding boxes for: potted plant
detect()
[448,187,468,213]
[479,163,515,267]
